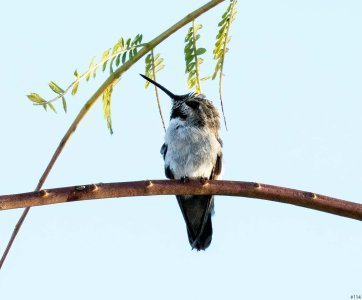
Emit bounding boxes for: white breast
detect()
[164,119,221,179]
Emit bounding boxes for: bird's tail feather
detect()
[177,195,214,251]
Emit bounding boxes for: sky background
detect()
[0,0,361,299]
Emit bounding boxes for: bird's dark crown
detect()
[140,74,220,131]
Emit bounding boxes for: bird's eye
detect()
[186,101,200,109]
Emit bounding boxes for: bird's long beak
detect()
[140,74,182,101]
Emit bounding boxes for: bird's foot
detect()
[199,177,209,185]
[180,176,189,183]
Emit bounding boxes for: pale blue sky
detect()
[0,1,361,299]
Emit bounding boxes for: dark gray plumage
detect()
[141,74,223,250]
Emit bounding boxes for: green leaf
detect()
[196,48,206,55]
[74,69,79,78]
[186,62,195,72]
[187,70,196,80]
[154,65,164,73]
[48,81,65,94]
[122,52,127,64]
[185,55,194,65]
[102,61,108,72]
[27,93,46,103]
[93,66,98,78]
[48,102,57,113]
[138,34,143,43]
[185,33,192,42]
[102,86,113,134]
[218,17,227,27]
[71,81,79,95]
[102,49,110,71]
[62,96,67,113]
[85,70,91,81]
[154,57,164,67]
[102,49,110,60]
[110,56,116,73]
[115,54,121,66]
[87,57,95,81]
[126,38,131,48]
[184,42,193,52]
[89,56,95,68]
[112,41,120,54]
[188,78,196,89]
[132,34,142,46]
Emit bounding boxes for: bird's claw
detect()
[199,177,208,185]
[180,176,189,183]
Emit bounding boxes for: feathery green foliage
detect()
[27,34,144,132]
[144,50,166,131]
[212,0,237,129]
[184,20,209,95]
[27,1,237,133]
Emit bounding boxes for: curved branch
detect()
[0,180,361,221]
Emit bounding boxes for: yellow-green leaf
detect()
[86,70,91,81]
[93,66,98,78]
[72,81,79,95]
[48,102,57,113]
[49,81,65,94]
[62,97,67,113]
[102,86,113,134]
[27,93,46,103]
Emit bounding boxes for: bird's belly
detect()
[168,149,214,179]
[165,130,219,179]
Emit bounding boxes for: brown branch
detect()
[1,180,361,221]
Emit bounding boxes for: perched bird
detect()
[140,74,223,250]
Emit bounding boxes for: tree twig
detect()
[0,180,361,221]
[0,0,226,270]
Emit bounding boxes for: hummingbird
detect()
[140,74,223,250]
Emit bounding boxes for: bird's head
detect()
[140,74,220,132]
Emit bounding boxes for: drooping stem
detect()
[217,0,237,130]
[151,49,166,132]
[0,0,226,270]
